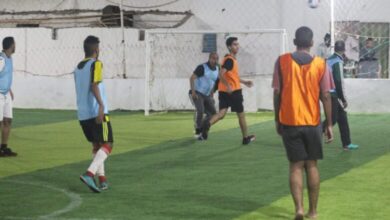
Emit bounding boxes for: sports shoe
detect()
[200,120,211,140]
[242,135,256,145]
[100,181,109,190]
[194,128,201,139]
[347,144,359,150]
[80,174,101,193]
[0,147,17,157]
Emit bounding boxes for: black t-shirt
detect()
[193,62,217,77]
[222,58,234,71]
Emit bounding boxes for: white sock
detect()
[96,162,105,177]
[92,153,105,177]
[87,149,108,175]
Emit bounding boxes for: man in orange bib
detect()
[200,37,255,145]
[273,27,334,220]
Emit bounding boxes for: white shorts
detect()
[0,92,13,120]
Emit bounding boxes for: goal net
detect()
[144,29,288,115]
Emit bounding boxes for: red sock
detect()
[86,171,94,177]
[101,143,112,154]
[99,176,107,183]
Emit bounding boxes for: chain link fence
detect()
[144,29,287,114]
[0,0,388,112]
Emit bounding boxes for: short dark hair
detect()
[209,51,218,58]
[226,37,238,47]
[83,35,100,57]
[366,38,374,42]
[334,40,345,52]
[294,26,313,48]
[2,37,15,50]
[324,33,331,40]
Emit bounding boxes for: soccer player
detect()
[200,37,255,145]
[74,36,113,193]
[273,27,334,220]
[324,40,358,150]
[189,52,219,138]
[0,37,17,157]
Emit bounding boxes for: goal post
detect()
[144,29,288,116]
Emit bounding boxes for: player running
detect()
[200,37,255,145]
[189,52,219,138]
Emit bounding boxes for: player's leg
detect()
[231,90,255,144]
[203,95,217,123]
[79,119,101,192]
[210,108,227,125]
[96,161,108,190]
[199,108,227,140]
[190,92,205,138]
[337,106,358,150]
[237,112,248,136]
[0,95,4,157]
[0,118,15,155]
[199,92,229,140]
[290,161,305,220]
[82,115,113,192]
[91,143,108,190]
[210,91,230,125]
[282,126,307,219]
[0,93,16,156]
[303,125,324,219]
[304,160,320,219]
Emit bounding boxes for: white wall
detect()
[2,0,390,113]
[256,78,390,113]
[12,75,390,113]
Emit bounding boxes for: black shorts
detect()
[79,115,114,143]
[281,125,323,162]
[218,89,244,113]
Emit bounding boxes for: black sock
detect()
[1,144,7,149]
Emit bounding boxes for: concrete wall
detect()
[12,74,390,113]
[2,0,390,113]
[256,78,390,113]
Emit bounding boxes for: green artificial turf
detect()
[0,109,388,220]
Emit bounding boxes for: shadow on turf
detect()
[1,116,389,220]
[12,109,136,129]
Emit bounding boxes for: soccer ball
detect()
[308,0,320,8]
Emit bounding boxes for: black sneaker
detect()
[242,135,256,145]
[194,128,201,139]
[200,120,211,140]
[0,147,18,157]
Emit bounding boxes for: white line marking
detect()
[2,180,83,220]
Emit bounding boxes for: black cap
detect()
[334,40,345,52]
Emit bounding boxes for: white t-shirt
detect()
[345,36,359,62]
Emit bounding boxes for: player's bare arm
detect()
[273,89,282,135]
[240,79,253,88]
[320,91,333,143]
[189,73,198,99]
[219,68,232,94]
[91,83,104,124]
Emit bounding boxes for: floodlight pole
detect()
[120,0,127,78]
[144,31,151,116]
[330,0,335,54]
